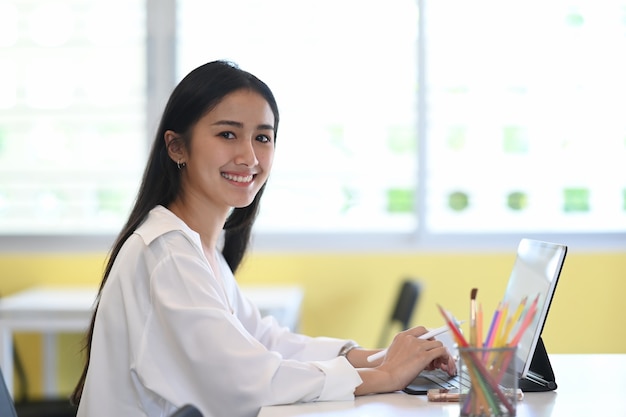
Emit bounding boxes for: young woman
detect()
[71,60,455,417]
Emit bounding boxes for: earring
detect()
[177,160,186,170]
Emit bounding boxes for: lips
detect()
[221,172,255,183]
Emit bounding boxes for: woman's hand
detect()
[422,348,456,375]
[354,326,456,396]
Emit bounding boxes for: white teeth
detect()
[222,173,253,183]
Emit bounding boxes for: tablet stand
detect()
[518,337,558,392]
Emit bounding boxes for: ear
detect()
[164,130,186,164]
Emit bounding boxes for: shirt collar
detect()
[135,205,203,250]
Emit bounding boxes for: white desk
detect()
[0,285,303,398]
[258,354,626,417]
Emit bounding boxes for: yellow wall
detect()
[1,250,624,399]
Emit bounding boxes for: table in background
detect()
[258,354,626,417]
[0,285,304,398]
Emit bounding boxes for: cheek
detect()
[258,147,275,171]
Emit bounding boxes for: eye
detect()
[256,134,272,143]
[219,131,236,139]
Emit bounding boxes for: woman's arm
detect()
[345,346,383,368]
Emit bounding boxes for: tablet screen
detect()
[502,239,567,378]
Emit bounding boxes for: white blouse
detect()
[77,206,362,417]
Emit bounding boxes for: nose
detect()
[234,138,259,167]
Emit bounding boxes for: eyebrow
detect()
[212,120,275,131]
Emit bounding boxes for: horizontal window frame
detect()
[1,233,624,253]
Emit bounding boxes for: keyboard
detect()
[424,370,472,390]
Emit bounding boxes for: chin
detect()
[227,187,262,209]
[231,198,256,209]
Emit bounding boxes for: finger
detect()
[402,326,428,338]
[447,355,458,375]
[417,345,447,363]
[414,338,444,351]
[431,349,457,375]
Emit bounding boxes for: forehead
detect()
[207,89,274,125]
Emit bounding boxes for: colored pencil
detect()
[476,302,483,349]
[484,302,503,349]
[500,296,527,346]
[509,294,540,347]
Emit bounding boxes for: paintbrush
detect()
[469,288,478,347]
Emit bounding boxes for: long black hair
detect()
[71,60,279,404]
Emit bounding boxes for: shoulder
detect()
[114,206,204,267]
[135,205,202,249]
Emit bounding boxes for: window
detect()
[424,1,626,236]
[0,0,146,237]
[2,0,624,251]
[177,0,419,234]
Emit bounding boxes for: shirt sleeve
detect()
[133,233,363,417]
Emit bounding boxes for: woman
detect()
[71,60,455,417]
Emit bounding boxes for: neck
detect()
[167,198,228,252]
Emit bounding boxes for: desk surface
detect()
[258,354,626,417]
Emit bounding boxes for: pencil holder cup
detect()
[458,346,518,417]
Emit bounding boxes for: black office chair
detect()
[0,366,18,417]
[170,404,204,417]
[377,279,422,348]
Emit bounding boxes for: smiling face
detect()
[166,89,276,214]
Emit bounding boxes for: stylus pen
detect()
[366,324,458,363]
